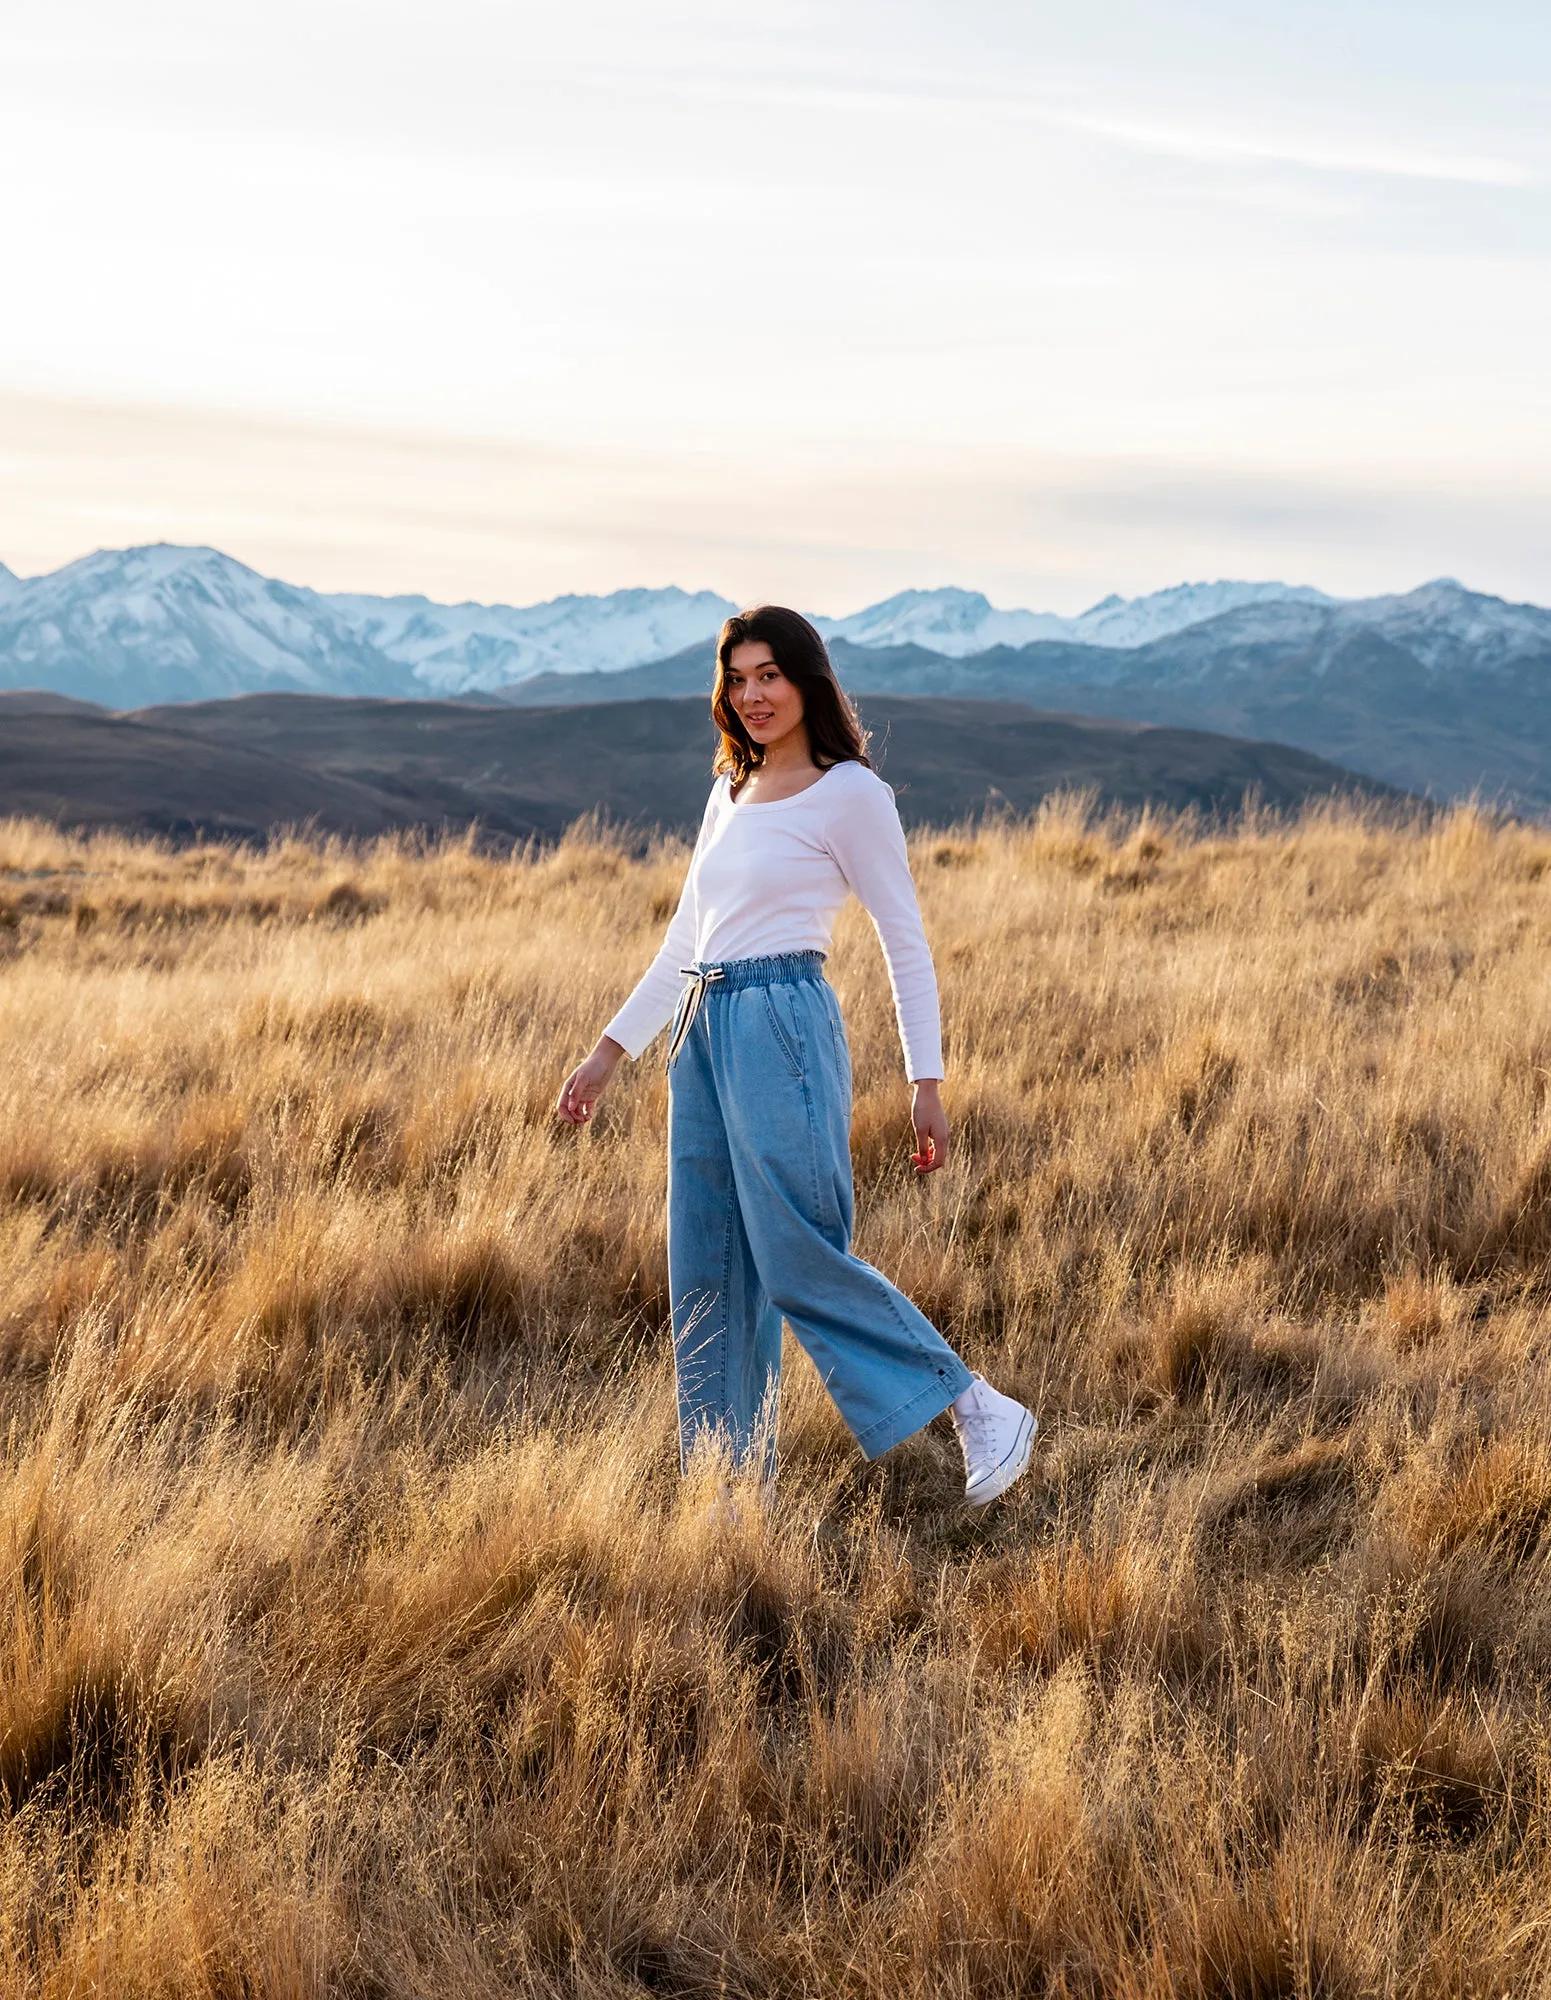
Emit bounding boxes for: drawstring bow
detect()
[666,965,724,1068]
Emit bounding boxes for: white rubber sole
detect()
[965,1407,1037,1510]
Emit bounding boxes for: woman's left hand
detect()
[910,1079,949,1175]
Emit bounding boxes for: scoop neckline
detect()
[725,762,848,811]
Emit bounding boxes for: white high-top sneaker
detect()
[951,1375,1037,1508]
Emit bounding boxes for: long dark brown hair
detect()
[712,605,870,789]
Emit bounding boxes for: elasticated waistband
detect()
[689,951,826,990]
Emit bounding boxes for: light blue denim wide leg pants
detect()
[666,951,975,1469]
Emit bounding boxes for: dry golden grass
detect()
[3,794,1551,1996]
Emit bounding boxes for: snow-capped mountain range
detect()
[493,575,1551,813]
[4,544,1551,811]
[322,580,739,694]
[0,544,1367,710]
[0,546,737,706]
[820,579,1336,655]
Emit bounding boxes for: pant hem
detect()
[853,1362,975,1462]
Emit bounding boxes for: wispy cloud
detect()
[1051,110,1532,189]
[643,73,1533,191]
[7,390,1549,615]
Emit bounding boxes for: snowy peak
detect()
[323,582,739,693]
[818,579,1334,655]
[0,544,423,706]
[1336,578,1551,673]
[0,545,737,707]
[819,587,1069,655]
[1162,577,1551,676]
[1068,579,1334,647]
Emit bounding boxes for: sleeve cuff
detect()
[602,1015,649,1061]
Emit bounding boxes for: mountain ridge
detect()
[0,542,1376,707]
[4,544,1547,811]
[491,585,1551,812]
[821,579,1338,655]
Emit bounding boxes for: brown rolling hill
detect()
[0,688,1401,844]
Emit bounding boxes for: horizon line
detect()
[4,538,1527,622]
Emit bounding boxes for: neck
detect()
[754,726,815,776]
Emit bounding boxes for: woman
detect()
[555,605,1036,1508]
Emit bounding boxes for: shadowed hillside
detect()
[0,689,1396,842]
[3,799,1551,1992]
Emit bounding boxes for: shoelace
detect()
[954,1397,999,1466]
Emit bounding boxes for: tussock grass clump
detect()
[3,800,1551,1993]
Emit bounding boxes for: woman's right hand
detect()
[555,1036,626,1125]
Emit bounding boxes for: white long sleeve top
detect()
[603,760,945,1080]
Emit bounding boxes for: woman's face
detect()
[724,640,806,753]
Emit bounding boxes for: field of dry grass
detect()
[4,796,1551,1997]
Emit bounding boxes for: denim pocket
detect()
[825,990,852,1094]
[762,987,805,1077]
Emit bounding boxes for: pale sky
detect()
[2,0,1548,611]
